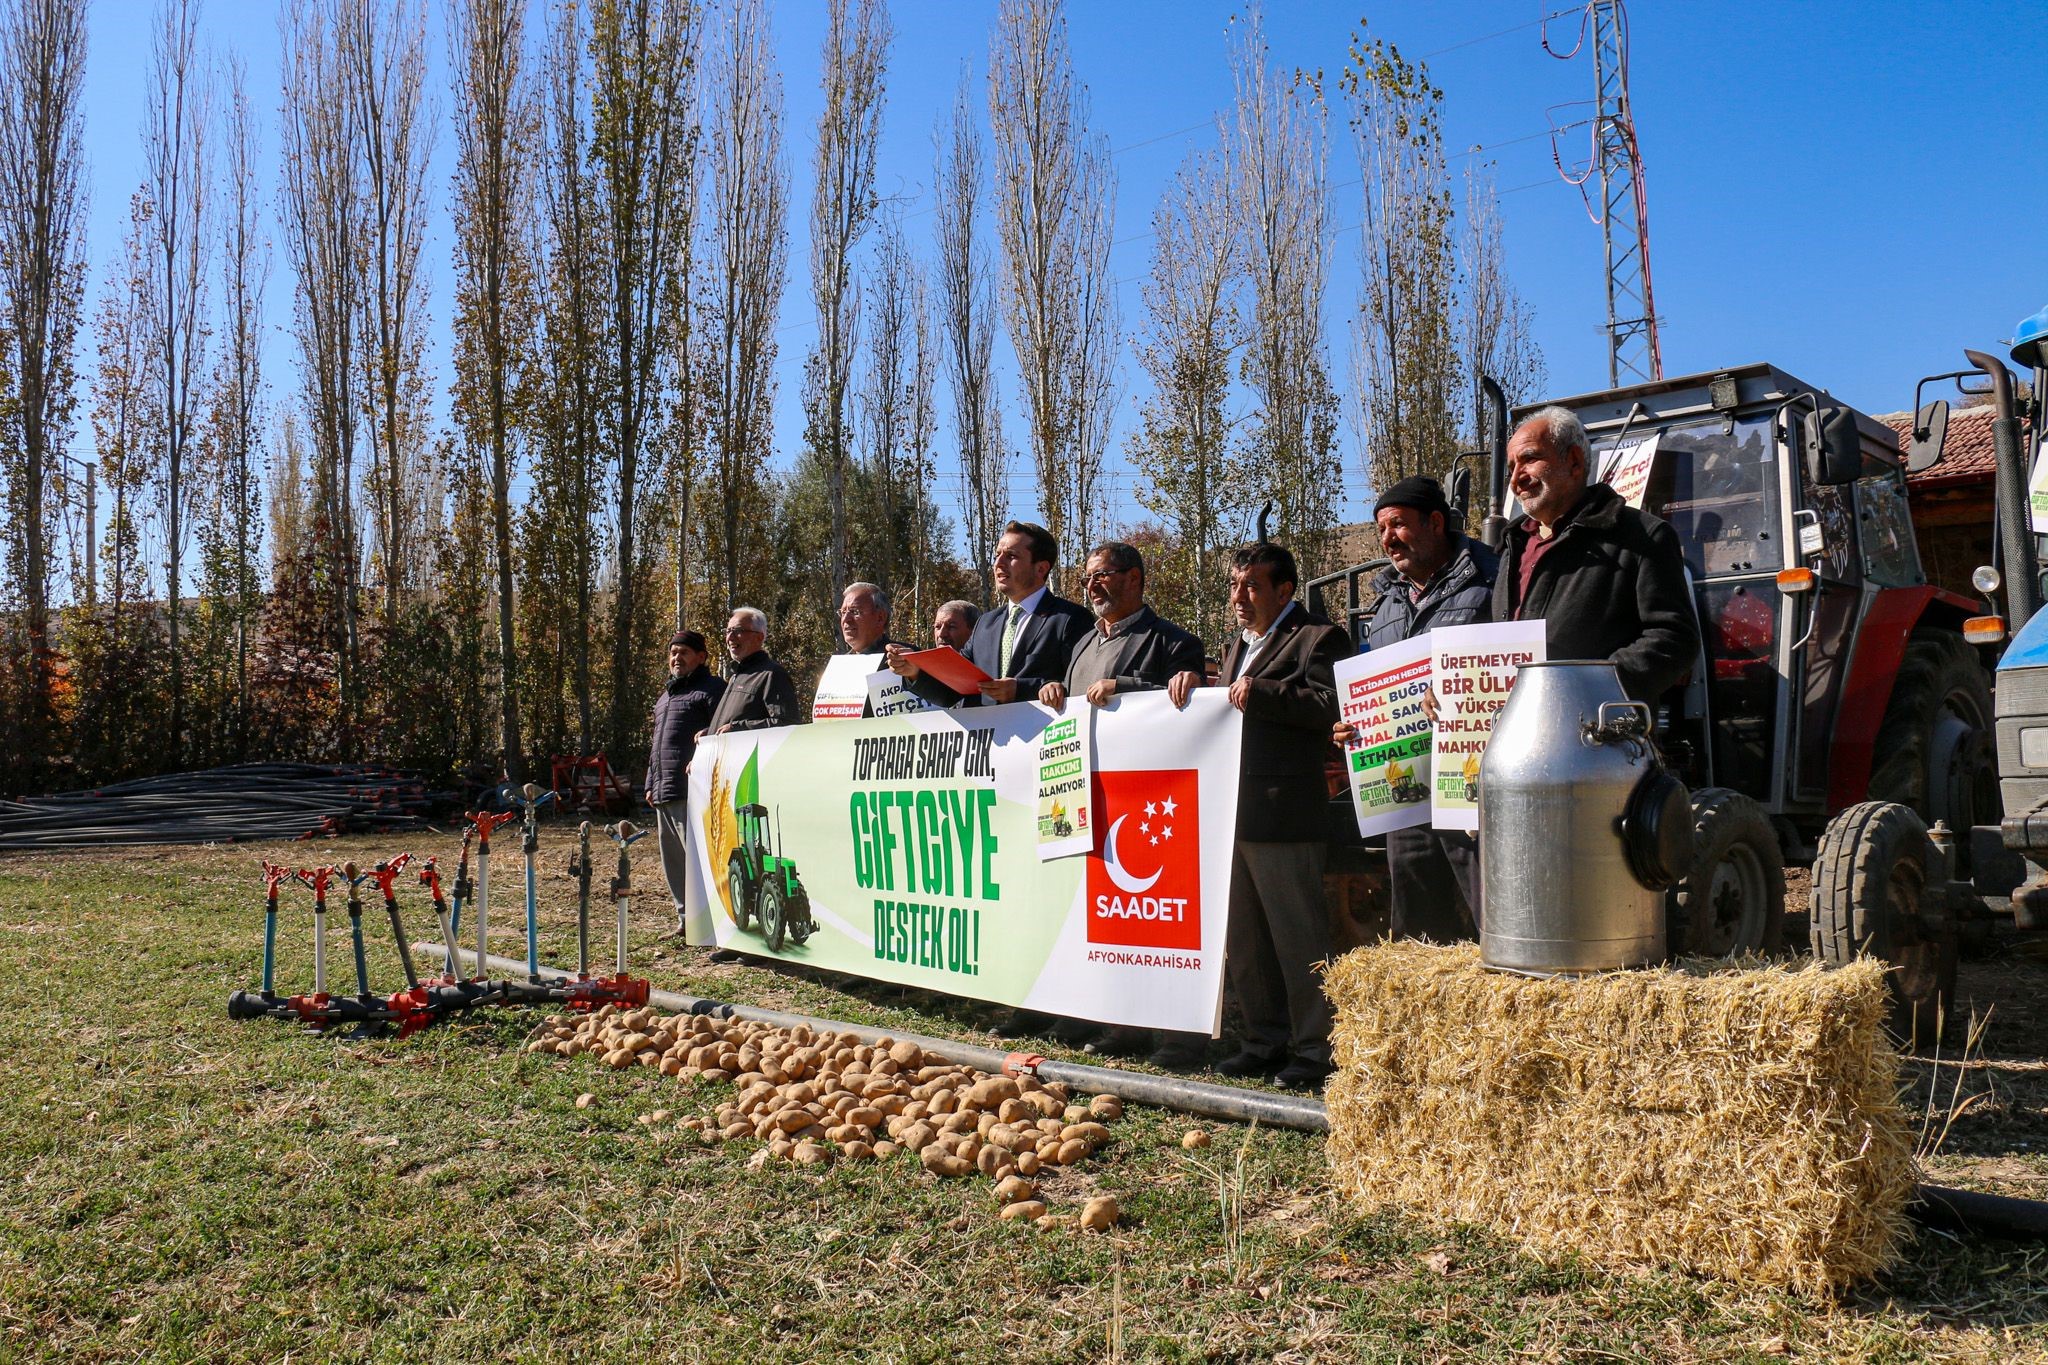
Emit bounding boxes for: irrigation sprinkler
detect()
[570,821,594,980]
[369,853,420,990]
[419,857,460,982]
[468,808,519,986]
[556,819,652,1013]
[226,862,295,1019]
[296,864,334,999]
[504,781,558,981]
[445,828,475,948]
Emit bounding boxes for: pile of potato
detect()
[531,1004,1124,1232]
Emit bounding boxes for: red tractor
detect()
[1313,364,2006,1035]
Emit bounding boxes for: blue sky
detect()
[74,0,2048,556]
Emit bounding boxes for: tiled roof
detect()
[1881,405,1999,489]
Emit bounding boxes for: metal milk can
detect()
[1478,660,1692,975]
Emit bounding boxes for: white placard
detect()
[1429,620,1548,831]
[813,652,880,721]
[1601,431,1662,509]
[1332,637,1436,838]
[866,668,924,717]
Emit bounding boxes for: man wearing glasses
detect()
[701,606,799,738]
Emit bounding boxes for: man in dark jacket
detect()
[1036,539,1206,1064]
[1494,407,1698,702]
[1338,477,1495,942]
[836,581,910,718]
[889,521,1092,708]
[1171,541,1349,1089]
[647,630,725,935]
[703,607,800,735]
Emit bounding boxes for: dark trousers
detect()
[655,799,692,932]
[1386,825,1481,942]
[1225,840,1333,1067]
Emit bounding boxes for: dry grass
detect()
[1324,942,1915,1296]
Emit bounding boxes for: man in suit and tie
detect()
[1170,540,1349,1089]
[888,520,1092,709]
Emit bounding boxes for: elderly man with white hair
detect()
[702,605,800,736]
[1494,405,1697,703]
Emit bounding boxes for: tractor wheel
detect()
[1665,787,1785,957]
[1869,629,1997,856]
[788,892,815,947]
[1810,800,1957,1046]
[727,857,754,932]
[759,880,787,953]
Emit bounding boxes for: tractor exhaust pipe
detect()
[1480,374,1510,550]
[1965,348,2041,632]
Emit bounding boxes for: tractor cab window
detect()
[1608,415,1779,580]
[1855,469,1922,587]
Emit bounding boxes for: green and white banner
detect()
[685,691,1243,1034]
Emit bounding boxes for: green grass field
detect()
[3,837,2047,1363]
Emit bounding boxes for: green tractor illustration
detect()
[1044,798,1074,839]
[1385,757,1429,804]
[726,802,816,952]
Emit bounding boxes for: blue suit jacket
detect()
[908,590,1094,708]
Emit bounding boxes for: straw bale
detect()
[1323,942,1914,1294]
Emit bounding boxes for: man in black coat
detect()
[1335,477,1496,943]
[1172,541,1349,1089]
[1494,407,1698,702]
[647,629,725,936]
[1036,539,1206,1064]
[703,607,800,735]
[889,521,1092,709]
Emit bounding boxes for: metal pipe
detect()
[1965,349,2042,631]
[475,828,493,980]
[428,944,1330,1133]
[575,821,593,978]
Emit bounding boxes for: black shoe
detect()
[1082,1026,1147,1057]
[707,948,742,964]
[1215,1050,1283,1079]
[1148,1039,1208,1071]
[990,1009,1050,1040]
[1051,1017,1104,1047]
[1274,1059,1333,1091]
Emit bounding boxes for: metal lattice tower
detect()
[1590,1,1661,386]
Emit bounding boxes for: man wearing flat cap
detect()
[647,629,726,936]
[1333,475,1496,941]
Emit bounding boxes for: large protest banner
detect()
[684,691,1243,1034]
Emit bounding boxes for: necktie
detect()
[999,602,1023,677]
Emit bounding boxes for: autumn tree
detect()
[0,0,87,783]
[803,0,889,595]
[591,0,698,755]
[450,0,533,779]
[1346,27,1457,495]
[280,0,364,725]
[1129,145,1245,645]
[705,0,787,612]
[932,69,1005,602]
[1458,163,1545,439]
[1229,8,1340,573]
[989,0,1118,569]
[341,0,432,624]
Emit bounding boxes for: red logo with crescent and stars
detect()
[1085,769,1200,949]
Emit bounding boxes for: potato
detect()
[1061,1122,1111,1148]
[699,1068,733,1083]
[846,1106,883,1129]
[575,1093,598,1110]
[1079,1195,1119,1232]
[1182,1129,1211,1150]
[658,1057,683,1076]
[1036,1138,1063,1164]
[976,1145,1011,1177]
[993,1175,1036,1204]
[768,1136,793,1159]
[637,1052,662,1068]
[929,1089,956,1115]
[721,1121,753,1141]
[889,1040,924,1068]
[774,1109,813,1136]
[997,1098,1030,1125]
[986,1124,1022,1151]
[899,1122,936,1152]
[999,1200,1046,1222]
[525,1039,548,1054]
[1056,1138,1090,1166]
[649,1109,671,1123]
[793,1141,830,1167]
[1089,1094,1124,1122]
[920,1148,972,1178]
[872,1140,899,1159]
[1063,1105,1088,1124]
[1037,1117,1065,1137]
[1014,1150,1042,1177]
[902,1100,930,1122]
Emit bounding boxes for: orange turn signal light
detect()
[1964,615,2008,645]
[1776,567,1816,594]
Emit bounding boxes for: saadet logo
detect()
[1085,769,1200,949]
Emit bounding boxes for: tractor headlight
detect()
[1974,564,2003,594]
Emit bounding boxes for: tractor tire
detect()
[1868,629,1997,856]
[1665,787,1785,957]
[788,893,815,947]
[759,880,787,953]
[727,857,754,932]
[1810,800,1957,1046]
